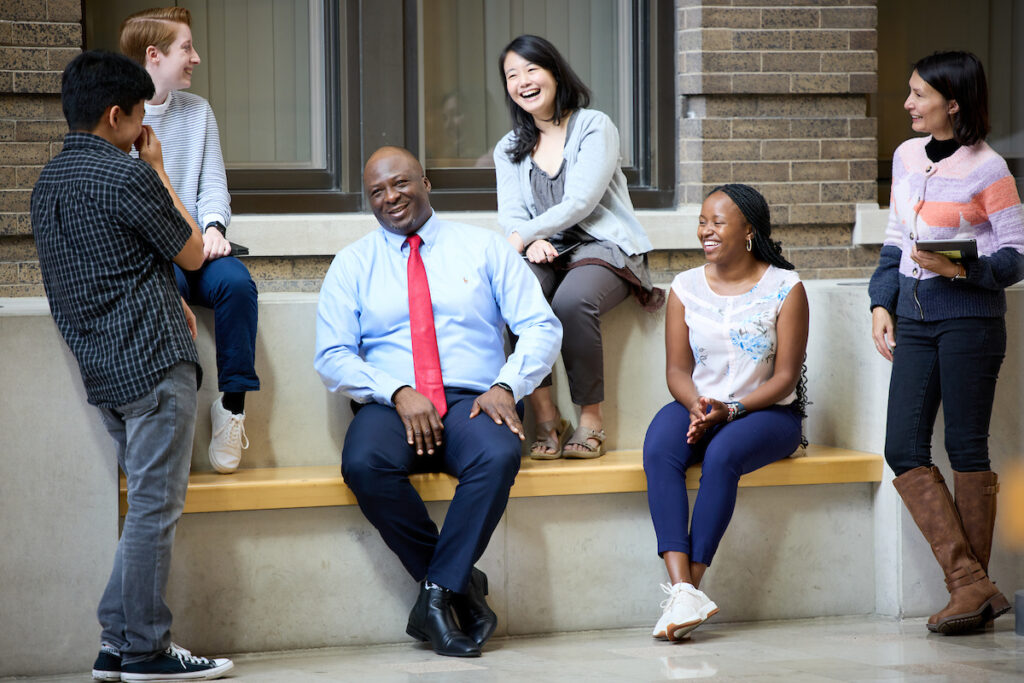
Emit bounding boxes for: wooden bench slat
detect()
[119,445,883,515]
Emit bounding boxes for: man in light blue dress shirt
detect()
[314,147,561,657]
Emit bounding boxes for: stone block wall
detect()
[0,0,79,296]
[675,0,881,279]
[0,1,883,296]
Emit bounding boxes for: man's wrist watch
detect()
[391,385,411,404]
[725,401,747,422]
[204,220,227,236]
[492,382,513,395]
[950,263,966,281]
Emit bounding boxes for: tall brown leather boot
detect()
[953,470,998,574]
[893,466,1011,634]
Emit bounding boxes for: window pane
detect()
[84,0,326,170]
[420,0,633,170]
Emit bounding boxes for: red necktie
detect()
[405,234,447,417]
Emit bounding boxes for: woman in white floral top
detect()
[643,184,809,642]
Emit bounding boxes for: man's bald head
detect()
[363,146,433,236]
[364,146,424,179]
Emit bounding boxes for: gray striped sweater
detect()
[140,90,230,230]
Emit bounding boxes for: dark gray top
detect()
[529,115,653,292]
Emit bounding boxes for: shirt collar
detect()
[61,131,128,156]
[379,210,439,253]
[144,91,174,117]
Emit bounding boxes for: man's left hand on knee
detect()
[469,385,524,440]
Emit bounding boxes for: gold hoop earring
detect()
[746,236,753,252]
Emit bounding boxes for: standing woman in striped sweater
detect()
[869,51,1024,635]
[120,7,259,474]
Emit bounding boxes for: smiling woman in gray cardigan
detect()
[495,34,660,460]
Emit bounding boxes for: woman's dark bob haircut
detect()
[498,34,591,164]
[914,51,989,146]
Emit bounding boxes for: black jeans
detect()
[884,316,1006,476]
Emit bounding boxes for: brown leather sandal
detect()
[529,417,572,460]
[563,425,606,459]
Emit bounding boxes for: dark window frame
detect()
[419,0,677,211]
[101,0,676,214]
[230,0,362,213]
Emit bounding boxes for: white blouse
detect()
[671,264,801,405]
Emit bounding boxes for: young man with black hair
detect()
[31,50,233,681]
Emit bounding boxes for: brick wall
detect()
[671,0,880,280]
[0,0,80,296]
[0,1,882,296]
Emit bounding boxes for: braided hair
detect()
[706,184,810,433]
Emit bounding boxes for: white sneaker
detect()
[659,582,719,642]
[691,585,719,622]
[209,396,248,473]
[653,582,700,641]
[676,584,719,640]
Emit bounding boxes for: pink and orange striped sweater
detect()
[869,136,1024,320]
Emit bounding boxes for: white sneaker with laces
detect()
[691,585,719,622]
[209,396,248,473]
[662,582,719,641]
[671,583,719,640]
[653,582,701,641]
[653,583,677,640]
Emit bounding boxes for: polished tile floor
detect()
[10,615,1023,682]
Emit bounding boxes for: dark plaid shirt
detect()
[31,132,201,407]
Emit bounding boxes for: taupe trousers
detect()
[521,261,630,405]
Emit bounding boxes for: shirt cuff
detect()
[493,371,523,403]
[202,213,227,232]
[377,377,409,407]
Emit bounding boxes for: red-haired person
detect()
[120,7,258,474]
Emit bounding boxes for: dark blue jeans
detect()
[884,316,1006,476]
[174,256,259,393]
[643,402,802,565]
[341,388,522,593]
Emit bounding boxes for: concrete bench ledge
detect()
[119,445,883,515]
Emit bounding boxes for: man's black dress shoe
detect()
[406,583,481,657]
[452,567,498,646]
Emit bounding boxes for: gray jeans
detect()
[96,362,197,663]
[526,262,630,405]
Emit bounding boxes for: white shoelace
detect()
[167,646,213,666]
[215,414,249,450]
[659,582,682,611]
[169,642,192,658]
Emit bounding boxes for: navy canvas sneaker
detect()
[91,644,121,681]
[120,646,233,681]
[92,642,201,681]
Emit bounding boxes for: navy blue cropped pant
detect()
[643,402,802,565]
[341,388,522,593]
[174,256,259,393]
